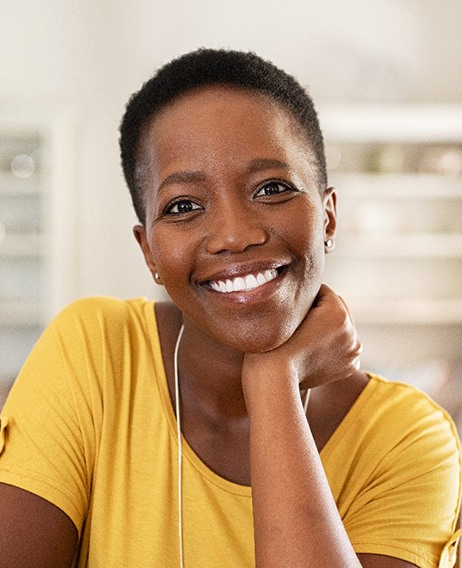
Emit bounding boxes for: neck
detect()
[166,308,252,485]
[178,317,248,420]
[155,302,249,421]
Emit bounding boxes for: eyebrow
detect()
[247,158,291,173]
[158,170,207,193]
[157,158,292,193]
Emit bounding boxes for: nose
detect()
[205,203,268,254]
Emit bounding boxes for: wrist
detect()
[241,356,299,409]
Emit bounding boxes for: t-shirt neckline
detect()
[145,300,377,494]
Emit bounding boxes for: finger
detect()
[317,285,354,324]
[337,294,355,324]
[310,283,338,311]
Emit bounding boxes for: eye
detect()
[164,199,203,215]
[254,181,294,198]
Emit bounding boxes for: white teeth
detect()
[256,273,266,286]
[209,268,279,293]
[245,274,259,289]
[234,277,245,291]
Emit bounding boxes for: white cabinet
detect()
[0,117,75,405]
[319,106,462,383]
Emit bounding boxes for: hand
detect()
[242,284,362,391]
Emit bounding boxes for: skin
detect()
[0,85,418,567]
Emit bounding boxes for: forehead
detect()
[137,85,316,184]
[152,84,294,127]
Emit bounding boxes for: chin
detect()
[208,305,306,354]
[242,325,296,353]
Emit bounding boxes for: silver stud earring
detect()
[154,272,160,282]
[325,239,333,249]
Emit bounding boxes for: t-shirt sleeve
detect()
[341,383,462,568]
[0,298,106,535]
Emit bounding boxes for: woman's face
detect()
[135,85,336,352]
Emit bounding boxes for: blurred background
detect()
[1,0,461,427]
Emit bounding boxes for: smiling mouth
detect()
[207,268,280,294]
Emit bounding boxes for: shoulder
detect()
[349,374,461,487]
[364,373,459,440]
[324,373,461,489]
[20,296,158,379]
[47,296,155,339]
[51,296,152,324]
[333,374,462,563]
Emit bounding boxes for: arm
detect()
[243,368,361,567]
[243,373,418,568]
[242,285,419,568]
[0,483,77,568]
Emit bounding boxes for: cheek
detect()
[280,204,326,273]
[305,233,326,277]
[149,227,197,289]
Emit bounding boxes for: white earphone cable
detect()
[174,324,185,568]
[173,323,310,568]
[303,388,311,413]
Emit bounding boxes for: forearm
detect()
[243,373,361,568]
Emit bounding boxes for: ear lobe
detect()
[133,225,162,283]
[323,187,337,252]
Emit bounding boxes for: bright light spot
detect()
[11,154,35,178]
[437,149,462,176]
[357,203,399,235]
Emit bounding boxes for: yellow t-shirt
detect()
[0,297,460,567]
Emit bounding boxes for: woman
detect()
[0,49,460,568]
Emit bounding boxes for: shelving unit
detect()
[0,116,75,407]
[0,125,47,393]
[317,106,462,415]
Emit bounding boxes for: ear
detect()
[133,225,163,285]
[322,187,337,252]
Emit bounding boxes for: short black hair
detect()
[120,48,327,224]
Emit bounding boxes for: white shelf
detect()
[319,104,462,372]
[0,183,43,196]
[334,233,462,258]
[350,299,462,325]
[0,300,45,326]
[329,173,462,199]
[0,115,76,379]
[0,234,46,256]
[319,105,462,143]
